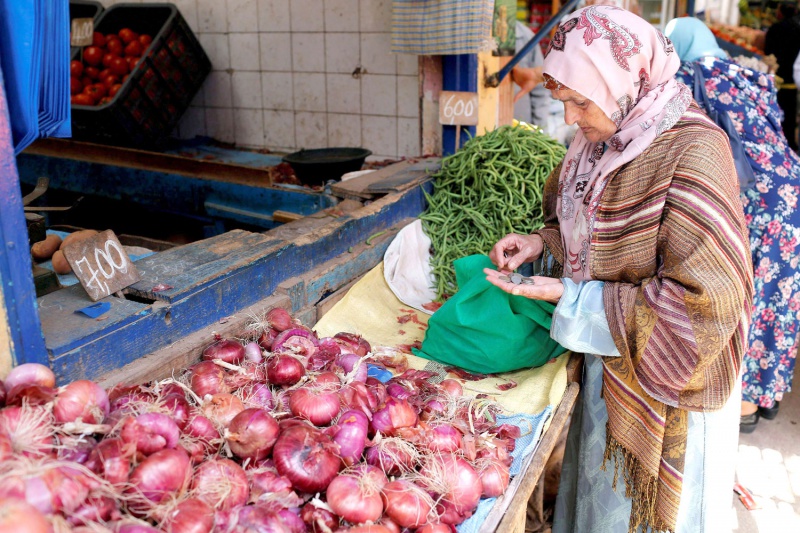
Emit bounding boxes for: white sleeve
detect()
[793,52,800,86]
[550,279,621,357]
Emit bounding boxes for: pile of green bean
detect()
[421,125,566,301]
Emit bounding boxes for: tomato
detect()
[80,76,93,89]
[70,77,83,95]
[124,40,143,57]
[92,32,106,48]
[70,60,83,78]
[118,28,138,44]
[109,83,123,97]
[83,46,103,66]
[98,68,112,80]
[109,57,129,77]
[106,38,124,56]
[83,83,107,100]
[98,97,112,105]
[72,93,95,106]
[101,75,119,89]
[126,56,139,70]
[83,66,100,80]
[102,53,117,68]
[138,34,152,47]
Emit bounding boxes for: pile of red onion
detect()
[0,307,519,532]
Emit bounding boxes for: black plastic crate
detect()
[69,0,104,57]
[71,3,211,150]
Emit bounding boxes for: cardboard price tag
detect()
[63,230,141,302]
[439,91,479,126]
[71,18,94,47]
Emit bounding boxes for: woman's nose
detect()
[564,106,578,126]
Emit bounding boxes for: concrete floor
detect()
[728,382,800,532]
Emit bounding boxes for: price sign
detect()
[71,18,94,47]
[63,230,141,301]
[439,91,479,126]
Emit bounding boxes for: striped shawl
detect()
[538,105,753,532]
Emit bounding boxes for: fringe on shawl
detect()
[602,429,675,533]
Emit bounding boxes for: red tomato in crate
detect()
[101,75,119,89]
[80,76,93,89]
[83,46,103,66]
[102,53,117,68]
[83,84,106,100]
[98,97,112,105]
[106,38,124,56]
[118,28,138,44]
[126,56,139,71]
[124,41,143,58]
[84,66,100,80]
[70,60,83,78]
[139,34,152,47]
[92,32,106,48]
[109,84,123,97]
[110,57,129,77]
[70,77,83,95]
[72,93,94,106]
[98,68,112,80]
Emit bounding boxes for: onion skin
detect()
[415,524,453,533]
[121,413,180,455]
[57,434,97,464]
[267,307,294,331]
[202,338,245,364]
[0,380,6,407]
[257,327,280,351]
[273,424,340,494]
[0,432,12,461]
[424,424,462,453]
[381,479,432,528]
[343,526,393,533]
[201,393,245,428]
[440,379,463,397]
[115,525,162,533]
[226,408,279,461]
[191,458,249,511]
[53,380,110,424]
[4,363,55,390]
[328,409,369,466]
[478,460,510,498]
[333,332,371,357]
[190,361,230,398]
[301,503,338,533]
[267,354,306,387]
[272,327,319,353]
[163,497,214,533]
[422,455,481,517]
[85,438,134,485]
[162,393,191,430]
[326,473,384,524]
[0,499,50,533]
[128,448,192,511]
[244,341,263,363]
[239,382,274,410]
[289,386,341,426]
[371,397,419,435]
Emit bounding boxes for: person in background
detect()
[486,7,751,532]
[764,1,800,150]
[513,21,551,127]
[667,16,800,433]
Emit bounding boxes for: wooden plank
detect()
[566,352,584,384]
[95,294,291,389]
[330,160,415,200]
[63,230,141,302]
[25,138,276,188]
[272,210,305,223]
[366,159,440,194]
[479,382,580,533]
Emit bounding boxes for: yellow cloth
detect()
[315,262,569,416]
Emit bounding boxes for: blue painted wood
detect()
[442,54,478,156]
[44,184,429,383]
[0,66,48,365]
[15,153,337,230]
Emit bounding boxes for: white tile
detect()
[398,117,420,157]
[190,84,205,107]
[262,72,294,110]
[361,115,397,157]
[258,0,290,31]
[325,33,360,74]
[293,73,327,112]
[264,110,295,148]
[327,113,361,147]
[172,0,199,33]
[361,74,396,116]
[204,71,233,107]
[229,33,261,71]
[206,107,235,143]
[292,33,325,72]
[295,111,328,148]
[397,53,418,76]
[291,0,324,31]
[324,0,359,32]
[360,33,395,75]
[197,0,228,32]
[260,33,293,71]
[359,0,391,32]
[231,71,262,108]
[227,0,258,32]
[177,106,206,140]
[397,75,419,118]
[326,74,360,114]
[234,108,265,147]
[197,33,230,71]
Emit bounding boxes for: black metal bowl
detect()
[282,147,372,186]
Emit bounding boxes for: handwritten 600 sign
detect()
[63,230,141,301]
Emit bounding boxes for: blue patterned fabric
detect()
[676,58,800,409]
[391,0,494,55]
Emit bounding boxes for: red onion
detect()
[386,382,412,400]
[289,386,341,426]
[421,455,481,517]
[301,502,338,533]
[366,377,387,405]
[0,499,50,533]
[121,413,180,455]
[239,382,274,410]
[365,438,416,476]
[272,327,319,358]
[440,379,463,397]
[371,397,418,434]
[307,338,341,371]
[0,432,12,461]
[202,337,245,364]
[226,408,279,461]
[344,526,393,533]
[478,459,510,498]
[67,495,119,526]
[424,424,462,453]
[0,380,6,407]
[248,468,293,500]
[234,506,286,532]
[326,470,385,524]
[162,393,191,430]
[257,327,280,351]
[267,354,305,386]
[337,353,368,382]
[57,435,97,464]
[128,448,191,511]
[278,508,306,533]
[436,499,467,525]
[267,307,294,331]
[273,424,340,494]
[4,363,55,390]
[377,518,401,533]
[185,414,220,444]
[192,458,249,511]
[201,393,245,428]
[5,384,56,407]
[333,332,371,356]
[415,524,452,533]
[0,404,55,457]
[328,409,369,466]
[163,497,214,533]
[85,438,134,485]
[53,379,109,424]
[116,524,162,533]
[190,361,230,398]
[244,341,263,363]
[381,479,434,528]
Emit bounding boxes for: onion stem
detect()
[158,378,203,405]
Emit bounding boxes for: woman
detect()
[666,17,800,432]
[485,7,752,533]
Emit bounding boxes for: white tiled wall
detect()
[99,0,422,159]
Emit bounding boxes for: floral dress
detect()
[677,57,800,409]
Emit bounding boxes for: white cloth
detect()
[383,219,437,314]
[551,279,620,357]
[793,51,800,89]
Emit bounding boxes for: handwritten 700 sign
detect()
[63,230,141,301]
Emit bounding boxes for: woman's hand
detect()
[484,269,564,303]
[489,233,543,272]
[511,66,544,103]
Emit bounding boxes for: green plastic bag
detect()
[413,254,566,374]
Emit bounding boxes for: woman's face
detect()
[551,87,618,143]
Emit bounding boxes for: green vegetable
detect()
[365,230,387,246]
[420,125,565,301]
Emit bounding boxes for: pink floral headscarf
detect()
[542,6,692,281]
